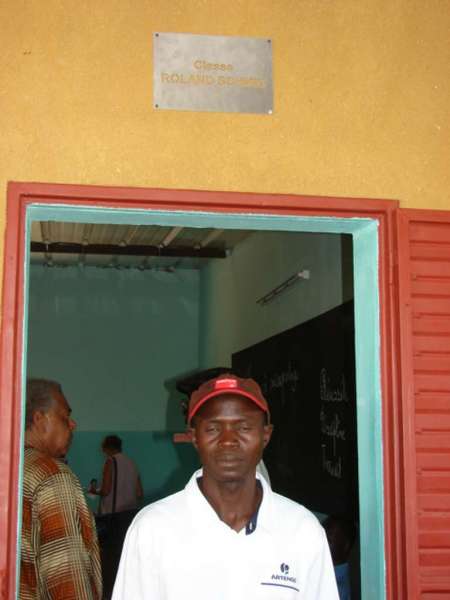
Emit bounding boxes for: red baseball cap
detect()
[188,373,270,425]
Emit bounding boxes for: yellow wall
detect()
[1,1,449,260]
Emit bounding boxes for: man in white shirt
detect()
[112,373,338,599]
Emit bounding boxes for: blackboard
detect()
[232,301,358,519]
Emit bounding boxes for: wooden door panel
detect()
[411,262,450,279]
[419,514,450,530]
[417,494,450,511]
[414,372,450,390]
[414,356,450,373]
[397,209,450,598]
[416,394,450,412]
[417,455,450,471]
[410,221,450,242]
[413,334,450,352]
[416,412,450,430]
[411,279,450,295]
[410,245,450,261]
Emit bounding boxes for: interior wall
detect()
[1,0,450,295]
[200,231,352,367]
[27,264,200,503]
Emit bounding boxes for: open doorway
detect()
[22,200,382,599]
[1,183,393,600]
[26,219,360,596]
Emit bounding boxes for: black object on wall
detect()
[232,300,358,519]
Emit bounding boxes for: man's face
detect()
[190,394,273,483]
[42,390,76,458]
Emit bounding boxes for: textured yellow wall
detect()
[1,1,449,250]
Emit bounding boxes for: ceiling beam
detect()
[197,228,224,248]
[160,226,183,248]
[30,242,226,259]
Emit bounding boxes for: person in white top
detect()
[90,435,143,598]
[93,435,143,515]
[112,374,339,600]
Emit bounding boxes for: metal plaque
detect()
[153,33,273,114]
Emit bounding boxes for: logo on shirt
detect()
[270,563,297,584]
[260,562,299,592]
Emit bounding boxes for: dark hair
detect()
[26,378,62,430]
[102,435,122,452]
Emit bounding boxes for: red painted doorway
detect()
[0,182,403,599]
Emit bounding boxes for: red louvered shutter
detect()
[397,209,450,598]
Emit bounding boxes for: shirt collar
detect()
[185,468,274,534]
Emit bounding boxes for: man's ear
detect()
[189,427,197,449]
[32,410,48,433]
[262,424,273,448]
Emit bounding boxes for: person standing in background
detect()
[89,435,143,599]
[21,378,102,600]
[91,435,143,515]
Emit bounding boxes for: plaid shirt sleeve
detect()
[33,469,102,599]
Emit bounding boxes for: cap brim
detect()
[188,389,268,425]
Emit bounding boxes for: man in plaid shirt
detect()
[20,379,102,599]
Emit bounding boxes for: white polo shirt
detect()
[112,470,339,600]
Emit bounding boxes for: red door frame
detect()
[0,181,403,598]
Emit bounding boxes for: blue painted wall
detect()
[26,265,200,504]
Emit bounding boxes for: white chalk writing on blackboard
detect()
[320,368,349,403]
[320,410,346,453]
[322,444,343,478]
[320,368,347,479]
[259,362,300,396]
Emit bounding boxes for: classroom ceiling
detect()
[30,221,253,270]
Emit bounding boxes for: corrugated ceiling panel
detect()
[29,221,253,268]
